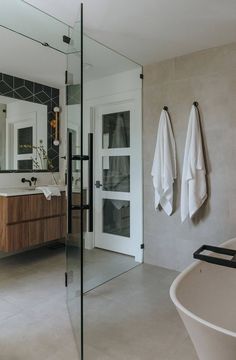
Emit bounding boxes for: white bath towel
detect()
[151,109,176,215]
[181,105,207,222]
[36,186,61,200]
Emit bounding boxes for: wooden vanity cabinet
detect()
[61,190,87,237]
[0,192,66,252]
[72,192,87,234]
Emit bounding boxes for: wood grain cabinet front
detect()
[44,217,62,242]
[6,196,31,224]
[0,192,67,253]
[71,191,87,235]
[5,222,29,252]
[30,194,62,219]
[29,220,44,247]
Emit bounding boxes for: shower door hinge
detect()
[63,35,71,44]
[65,272,68,287]
[140,74,144,79]
[65,70,68,85]
[140,244,144,249]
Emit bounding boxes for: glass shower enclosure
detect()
[0,1,143,359]
[66,4,143,359]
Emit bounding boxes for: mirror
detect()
[0,0,69,173]
[0,96,48,171]
[0,71,60,172]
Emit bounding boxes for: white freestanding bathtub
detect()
[170,238,236,360]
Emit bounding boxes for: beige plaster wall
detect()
[143,43,236,271]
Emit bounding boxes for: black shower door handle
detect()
[88,133,93,232]
[67,132,73,234]
[67,132,94,234]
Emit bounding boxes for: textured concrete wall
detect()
[143,43,236,271]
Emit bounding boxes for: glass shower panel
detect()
[83,33,142,359]
[0,0,71,53]
[65,12,83,358]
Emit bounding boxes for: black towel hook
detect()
[193,101,199,107]
[163,106,168,111]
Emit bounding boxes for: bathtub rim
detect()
[169,237,236,338]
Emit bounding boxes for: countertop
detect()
[0,185,67,197]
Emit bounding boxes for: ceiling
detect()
[24,0,236,65]
[0,1,140,89]
[2,0,236,88]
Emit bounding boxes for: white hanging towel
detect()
[151,109,176,215]
[36,186,61,200]
[181,105,207,222]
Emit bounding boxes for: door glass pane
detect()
[103,199,130,237]
[103,156,130,192]
[17,159,33,170]
[103,111,130,148]
[18,127,33,154]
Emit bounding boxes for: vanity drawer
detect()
[5,195,63,224]
[5,217,64,252]
[72,193,81,204]
[29,220,44,246]
[61,193,67,213]
[44,216,61,242]
[30,194,62,219]
[72,212,87,234]
[5,223,29,252]
[72,190,87,234]
[6,196,31,224]
[61,215,67,239]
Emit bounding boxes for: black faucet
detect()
[21,178,32,187]
[31,177,37,186]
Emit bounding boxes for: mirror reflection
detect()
[0,0,67,173]
[0,96,48,171]
[0,71,60,172]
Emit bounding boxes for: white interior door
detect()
[11,114,37,170]
[94,101,142,259]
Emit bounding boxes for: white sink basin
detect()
[21,187,37,191]
[0,185,66,197]
[0,188,39,196]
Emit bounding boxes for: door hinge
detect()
[65,70,68,85]
[65,272,68,287]
[140,244,144,249]
[140,74,144,79]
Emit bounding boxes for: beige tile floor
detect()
[0,247,197,360]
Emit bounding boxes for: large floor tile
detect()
[0,246,197,360]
